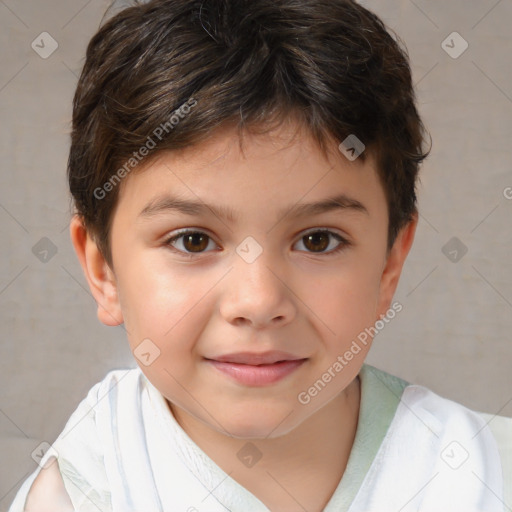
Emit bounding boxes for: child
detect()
[10,0,511,510]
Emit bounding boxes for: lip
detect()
[205,351,307,386]
[209,350,304,365]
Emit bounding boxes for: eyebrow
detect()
[138,193,369,222]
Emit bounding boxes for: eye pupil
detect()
[304,232,329,252]
[171,230,343,255]
[184,233,208,252]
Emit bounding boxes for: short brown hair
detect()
[68,0,430,266]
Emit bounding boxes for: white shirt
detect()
[9,364,509,511]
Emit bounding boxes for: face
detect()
[94,121,407,439]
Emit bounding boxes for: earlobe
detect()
[69,215,124,326]
[376,213,418,318]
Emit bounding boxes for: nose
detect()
[219,251,297,329]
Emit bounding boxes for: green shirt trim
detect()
[324,363,409,511]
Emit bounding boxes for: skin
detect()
[29,119,416,512]
[24,458,74,511]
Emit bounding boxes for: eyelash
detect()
[164,228,351,257]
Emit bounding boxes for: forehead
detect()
[115,120,385,221]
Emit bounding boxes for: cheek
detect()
[117,257,220,352]
[306,256,383,342]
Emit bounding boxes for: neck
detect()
[168,376,361,512]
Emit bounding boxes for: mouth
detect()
[205,351,308,386]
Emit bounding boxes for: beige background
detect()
[1,0,511,508]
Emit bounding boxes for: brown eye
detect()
[182,233,209,252]
[166,230,217,254]
[303,232,330,252]
[294,230,349,255]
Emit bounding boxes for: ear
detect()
[69,215,123,326]
[376,213,418,318]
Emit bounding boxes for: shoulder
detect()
[362,364,509,437]
[51,367,143,452]
[24,457,74,512]
[349,368,510,510]
[82,366,144,407]
[8,368,144,512]
[477,411,512,504]
[400,382,511,441]
[399,379,512,505]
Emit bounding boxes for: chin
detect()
[212,407,304,440]
[224,422,285,440]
